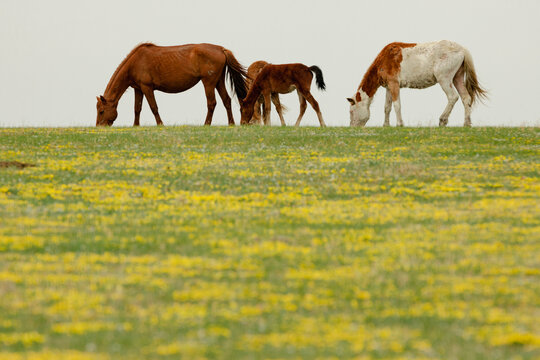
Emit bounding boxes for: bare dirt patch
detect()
[0,161,36,169]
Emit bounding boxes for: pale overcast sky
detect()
[1,0,539,127]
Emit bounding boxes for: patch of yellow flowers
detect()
[0,127,538,359]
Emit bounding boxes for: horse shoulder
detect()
[375,44,407,83]
[259,65,275,78]
[124,47,154,82]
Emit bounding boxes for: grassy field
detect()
[0,126,539,359]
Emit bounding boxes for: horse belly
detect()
[274,84,296,94]
[399,73,437,89]
[155,77,200,93]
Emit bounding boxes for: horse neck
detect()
[243,82,262,108]
[103,62,131,105]
[358,65,381,101]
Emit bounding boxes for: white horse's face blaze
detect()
[349,98,370,127]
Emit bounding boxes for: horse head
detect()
[96,95,118,126]
[239,98,254,125]
[347,92,370,127]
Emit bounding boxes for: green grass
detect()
[0,126,539,359]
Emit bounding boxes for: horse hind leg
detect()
[438,80,460,127]
[300,89,326,128]
[453,66,472,127]
[271,94,286,126]
[435,57,463,127]
[294,91,307,127]
[216,77,234,125]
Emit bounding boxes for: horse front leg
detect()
[299,88,326,128]
[453,68,472,127]
[262,92,272,126]
[202,81,218,126]
[134,88,143,126]
[271,94,286,126]
[252,97,263,125]
[384,88,392,127]
[388,81,403,127]
[140,86,164,126]
[294,91,307,127]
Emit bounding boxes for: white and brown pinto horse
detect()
[348,40,487,127]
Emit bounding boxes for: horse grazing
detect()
[240,63,326,127]
[347,40,487,127]
[245,61,288,126]
[96,43,247,127]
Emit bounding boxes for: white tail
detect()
[463,49,488,106]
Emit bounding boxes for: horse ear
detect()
[99,95,107,104]
[347,97,355,105]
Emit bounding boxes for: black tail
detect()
[309,65,326,91]
[223,49,248,100]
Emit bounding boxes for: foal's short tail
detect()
[309,65,326,91]
[223,49,248,100]
[463,49,487,106]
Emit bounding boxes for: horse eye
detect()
[99,111,104,115]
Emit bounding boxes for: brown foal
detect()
[246,61,287,125]
[240,63,326,127]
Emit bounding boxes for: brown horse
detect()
[246,61,287,126]
[96,43,247,127]
[240,63,326,127]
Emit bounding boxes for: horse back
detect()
[259,63,312,93]
[128,43,228,92]
[398,41,465,89]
